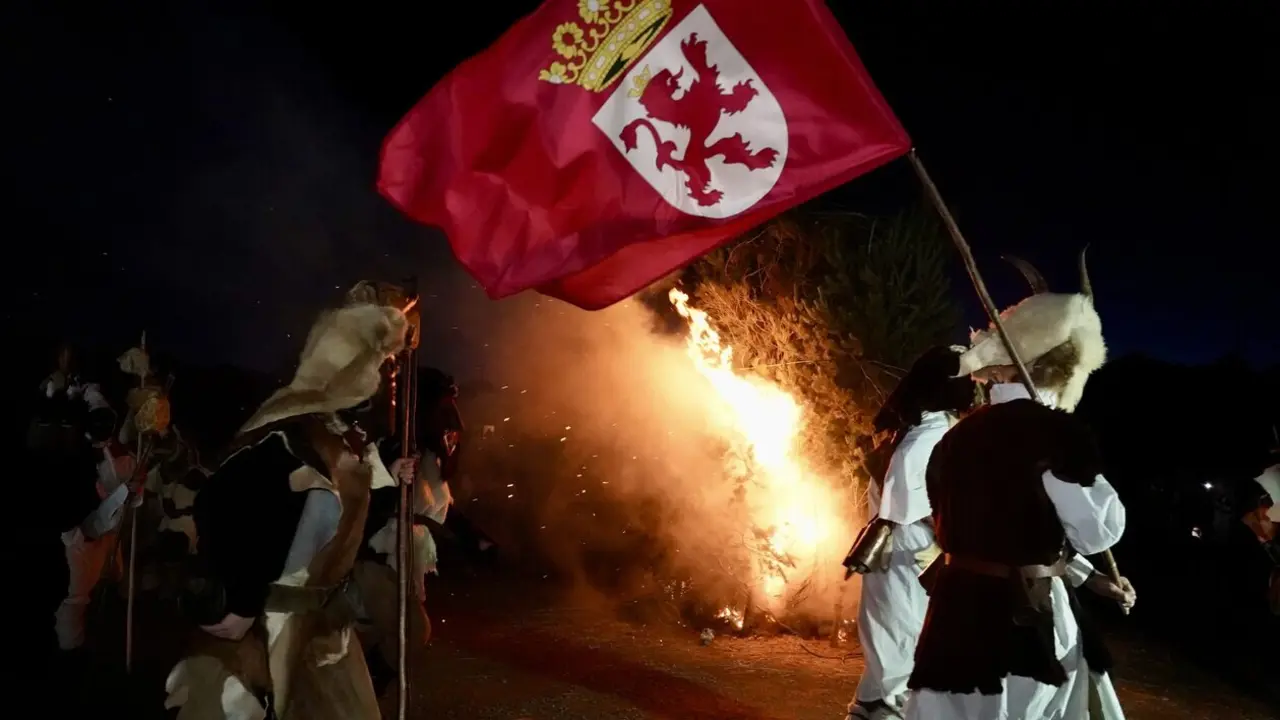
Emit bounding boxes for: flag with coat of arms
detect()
[379,0,911,309]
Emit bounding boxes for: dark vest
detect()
[191,414,376,620]
[909,399,1113,695]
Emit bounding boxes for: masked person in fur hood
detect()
[904,252,1136,720]
[842,346,977,720]
[165,285,420,720]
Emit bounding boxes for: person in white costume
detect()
[905,252,1136,720]
[845,345,977,720]
[1242,454,1280,615]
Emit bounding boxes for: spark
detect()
[716,606,745,630]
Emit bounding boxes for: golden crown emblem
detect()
[538,0,673,93]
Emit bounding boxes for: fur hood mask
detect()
[957,249,1107,412]
[238,288,414,435]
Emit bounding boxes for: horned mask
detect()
[957,248,1107,412]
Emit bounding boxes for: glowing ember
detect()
[717,605,745,630]
[670,289,852,614]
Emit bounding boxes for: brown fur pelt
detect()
[1029,341,1079,395]
[346,280,420,350]
[240,304,408,434]
[181,625,274,702]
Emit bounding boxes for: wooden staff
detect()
[126,330,146,673]
[126,439,142,672]
[397,280,420,720]
[907,149,1127,610]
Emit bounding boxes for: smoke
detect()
[453,293,725,580]
[444,287,856,629]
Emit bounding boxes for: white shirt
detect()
[878,411,952,526]
[991,383,1126,657]
[905,385,1129,720]
[1254,464,1280,523]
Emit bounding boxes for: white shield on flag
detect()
[592,4,789,219]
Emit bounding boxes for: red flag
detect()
[379,0,910,309]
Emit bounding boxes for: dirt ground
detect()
[411,574,1277,720]
[65,570,1276,720]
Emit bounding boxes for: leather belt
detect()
[944,553,1067,579]
[263,575,352,614]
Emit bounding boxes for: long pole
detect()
[126,439,141,673]
[397,280,419,720]
[907,151,1038,397]
[125,329,147,673]
[907,149,1127,608]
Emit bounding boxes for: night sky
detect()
[6,0,1274,374]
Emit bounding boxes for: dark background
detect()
[6,0,1277,709]
[3,0,1275,371]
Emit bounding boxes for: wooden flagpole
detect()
[906,151,1039,397]
[907,149,1127,607]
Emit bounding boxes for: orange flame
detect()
[670,289,851,615]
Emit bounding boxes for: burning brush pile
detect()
[658,288,861,636]
[458,213,955,642]
[457,276,875,641]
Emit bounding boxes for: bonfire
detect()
[669,288,856,631]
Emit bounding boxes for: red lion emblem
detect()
[620,33,779,207]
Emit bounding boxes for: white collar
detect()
[917,410,954,428]
[989,383,1059,408]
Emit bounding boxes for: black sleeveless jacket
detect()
[909,399,1114,695]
